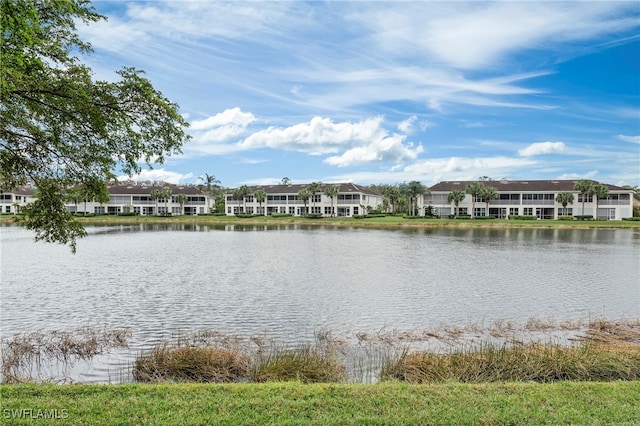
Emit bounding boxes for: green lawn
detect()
[1,382,639,425]
[3,213,638,229]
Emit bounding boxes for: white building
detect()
[225,183,383,217]
[422,180,634,220]
[1,183,209,216]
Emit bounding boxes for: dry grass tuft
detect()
[1,328,130,383]
[133,343,250,383]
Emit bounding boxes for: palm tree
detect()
[574,179,594,216]
[323,184,339,217]
[307,182,321,214]
[199,173,221,213]
[234,185,250,214]
[297,188,311,216]
[254,189,267,215]
[149,188,163,215]
[161,186,172,215]
[555,192,574,216]
[401,181,426,216]
[174,193,187,215]
[377,184,398,214]
[447,190,466,217]
[465,182,485,218]
[590,183,609,219]
[480,186,498,217]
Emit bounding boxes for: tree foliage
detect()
[447,190,466,216]
[465,182,485,218]
[1,0,190,251]
[574,180,594,216]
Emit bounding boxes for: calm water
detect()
[1,224,639,382]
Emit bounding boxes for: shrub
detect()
[622,217,640,221]
[472,216,494,220]
[454,215,472,220]
[235,213,262,218]
[557,215,573,221]
[271,213,292,218]
[134,344,249,383]
[575,215,594,221]
[508,215,537,220]
[303,213,323,219]
[117,212,138,216]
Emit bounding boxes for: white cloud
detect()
[185,108,258,155]
[190,107,257,130]
[518,141,567,157]
[118,169,194,184]
[556,171,598,180]
[324,135,423,167]
[617,135,640,144]
[328,156,537,185]
[239,116,387,155]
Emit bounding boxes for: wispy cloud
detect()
[617,135,640,144]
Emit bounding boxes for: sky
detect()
[78,1,640,189]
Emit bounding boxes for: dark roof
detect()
[107,183,206,195]
[227,183,380,196]
[429,180,632,192]
[1,186,35,196]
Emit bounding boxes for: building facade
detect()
[225,183,383,217]
[1,183,209,216]
[423,180,634,220]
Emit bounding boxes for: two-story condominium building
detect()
[423,180,634,220]
[0,187,35,214]
[225,183,383,217]
[1,183,209,216]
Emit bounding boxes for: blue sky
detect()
[79,1,640,188]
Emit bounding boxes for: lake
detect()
[1,224,639,382]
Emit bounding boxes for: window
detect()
[353,206,359,215]
[474,207,485,217]
[289,206,295,214]
[311,206,321,214]
[509,208,519,216]
[5,206,10,213]
[523,208,533,215]
[312,194,321,203]
[324,207,334,215]
[458,207,468,215]
[577,194,593,203]
[0,194,11,201]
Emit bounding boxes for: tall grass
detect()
[381,342,640,383]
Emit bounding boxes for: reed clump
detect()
[133,343,250,383]
[381,342,640,383]
[251,345,347,383]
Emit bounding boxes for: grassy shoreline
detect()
[2,213,639,229]
[2,381,639,425]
